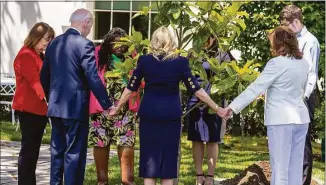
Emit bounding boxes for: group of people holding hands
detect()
[12,4,319,185]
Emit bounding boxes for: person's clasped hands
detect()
[102,105,119,117]
[217,107,234,120]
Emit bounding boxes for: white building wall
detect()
[0,2,93,75]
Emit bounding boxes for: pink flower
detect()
[114,120,122,128]
[97,140,104,147]
[92,120,101,128]
[126,130,134,137]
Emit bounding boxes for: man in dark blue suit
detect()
[40,9,112,185]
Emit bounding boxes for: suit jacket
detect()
[12,46,47,115]
[126,54,201,121]
[229,56,310,125]
[40,28,112,121]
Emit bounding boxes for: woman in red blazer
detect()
[12,22,54,185]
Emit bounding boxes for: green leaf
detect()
[128,44,135,54]
[211,77,236,94]
[120,37,131,42]
[132,12,141,19]
[153,3,172,23]
[225,65,235,76]
[192,36,202,54]
[132,6,149,19]
[230,61,240,73]
[132,27,143,43]
[172,8,181,19]
[105,71,122,78]
[235,18,246,30]
[241,105,250,116]
[197,2,213,11]
[241,73,257,82]
[243,60,254,69]
[218,38,231,52]
[142,6,149,15]
[210,11,224,22]
[236,11,249,18]
[238,83,244,94]
[124,58,134,70]
[192,28,210,53]
[252,99,258,107]
[207,19,220,33]
[199,66,208,83]
[141,39,150,46]
[227,2,241,15]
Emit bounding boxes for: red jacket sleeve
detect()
[20,53,45,100]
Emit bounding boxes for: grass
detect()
[0,121,51,144]
[1,121,324,184]
[84,135,325,185]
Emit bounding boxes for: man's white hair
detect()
[69,8,92,22]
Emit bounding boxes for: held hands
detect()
[216,106,233,120]
[108,106,120,116]
[102,105,120,117]
[223,107,233,119]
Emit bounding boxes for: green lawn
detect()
[85,135,325,185]
[0,121,52,144]
[1,121,324,184]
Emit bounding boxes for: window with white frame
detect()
[93,1,160,44]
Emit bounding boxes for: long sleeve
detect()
[229,59,280,114]
[127,56,144,91]
[303,41,320,98]
[181,58,201,93]
[80,41,112,110]
[20,53,45,100]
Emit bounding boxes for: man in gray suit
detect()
[280,5,321,185]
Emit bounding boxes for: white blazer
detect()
[229,56,310,126]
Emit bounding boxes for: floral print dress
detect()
[89,77,137,147]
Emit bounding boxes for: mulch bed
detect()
[219,161,320,185]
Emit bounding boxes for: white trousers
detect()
[267,123,309,185]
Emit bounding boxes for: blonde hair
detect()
[149,26,177,60]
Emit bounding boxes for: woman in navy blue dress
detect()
[186,36,234,185]
[110,26,227,185]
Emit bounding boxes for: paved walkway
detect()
[0,140,118,185]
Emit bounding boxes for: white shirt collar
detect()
[296,26,307,38]
[69,27,81,35]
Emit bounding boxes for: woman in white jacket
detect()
[225,26,310,185]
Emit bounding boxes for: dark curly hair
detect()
[98,27,128,71]
[269,26,303,59]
